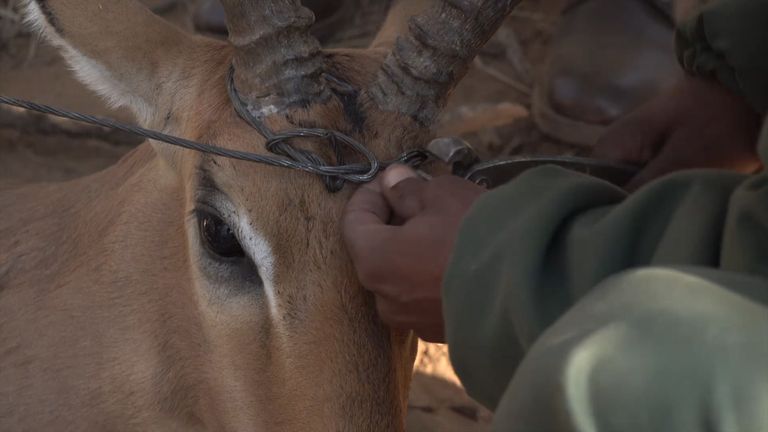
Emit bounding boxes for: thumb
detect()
[381,164,427,222]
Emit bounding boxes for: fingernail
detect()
[382,164,418,190]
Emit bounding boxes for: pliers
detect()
[423,137,639,189]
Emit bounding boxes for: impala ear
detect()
[23,0,203,126]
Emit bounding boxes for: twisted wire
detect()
[0,88,430,192]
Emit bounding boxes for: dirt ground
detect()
[0,0,573,430]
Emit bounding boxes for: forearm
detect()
[443,165,751,408]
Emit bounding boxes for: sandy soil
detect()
[0,1,573,430]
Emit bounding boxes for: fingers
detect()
[623,152,677,191]
[593,99,669,164]
[623,119,765,191]
[374,295,446,343]
[381,165,427,221]
[341,165,455,345]
[622,129,708,191]
[343,180,389,229]
[342,180,393,259]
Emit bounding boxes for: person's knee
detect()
[589,266,768,319]
[492,266,768,431]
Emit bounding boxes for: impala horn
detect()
[369,0,520,126]
[220,0,329,116]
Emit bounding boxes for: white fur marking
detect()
[237,213,278,317]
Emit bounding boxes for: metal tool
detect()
[426,137,640,189]
[425,137,479,176]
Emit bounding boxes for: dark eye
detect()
[198,211,245,259]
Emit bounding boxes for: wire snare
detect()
[0,83,430,193]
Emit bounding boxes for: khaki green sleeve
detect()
[444,126,768,410]
[444,168,742,409]
[491,267,768,432]
[676,0,768,113]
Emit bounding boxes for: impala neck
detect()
[0,143,203,428]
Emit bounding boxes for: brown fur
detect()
[0,0,437,430]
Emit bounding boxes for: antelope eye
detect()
[198,211,245,259]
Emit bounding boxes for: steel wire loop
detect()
[1,81,431,193]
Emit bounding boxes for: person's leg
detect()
[534,0,681,146]
[492,267,768,431]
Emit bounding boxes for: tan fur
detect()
[0,1,437,430]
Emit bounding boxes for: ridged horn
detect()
[369,0,519,125]
[220,0,330,115]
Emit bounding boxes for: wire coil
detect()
[0,75,430,193]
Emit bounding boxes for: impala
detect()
[0,0,517,429]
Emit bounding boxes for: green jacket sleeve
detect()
[676,0,768,113]
[443,124,768,410]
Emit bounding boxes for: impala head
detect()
[22,0,516,429]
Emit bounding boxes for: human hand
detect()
[593,76,762,190]
[342,165,485,343]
